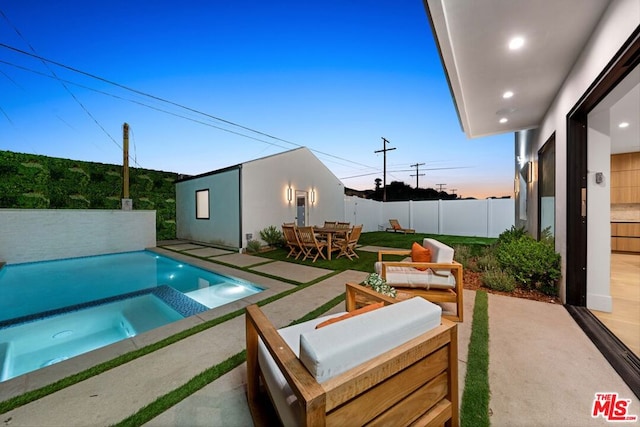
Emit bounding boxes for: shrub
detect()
[540,226,554,246]
[494,235,561,296]
[246,240,262,253]
[496,225,527,246]
[259,225,284,247]
[453,245,473,269]
[475,249,499,272]
[482,269,516,292]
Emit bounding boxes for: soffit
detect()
[425,0,612,138]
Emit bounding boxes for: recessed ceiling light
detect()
[509,37,525,50]
[618,122,630,128]
[499,117,508,124]
[503,91,514,99]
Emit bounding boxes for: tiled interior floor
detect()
[591,252,640,356]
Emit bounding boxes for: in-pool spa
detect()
[0,251,263,381]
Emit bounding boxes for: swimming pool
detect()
[0,294,184,381]
[0,250,263,381]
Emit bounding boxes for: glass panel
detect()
[196,189,209,219]
[518,172,527,220]
[539,136,556,242]
[296,193,306,226]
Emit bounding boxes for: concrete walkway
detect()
[1,243,637,426]
[487,293,635,427]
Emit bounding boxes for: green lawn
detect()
[358,231,496,249]
[461,291,490,427]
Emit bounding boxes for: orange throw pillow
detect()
[315,302,384,329]
[411,242,431,271]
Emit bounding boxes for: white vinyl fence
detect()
[344,196,514,238]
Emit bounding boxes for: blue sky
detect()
[0,1,513,199]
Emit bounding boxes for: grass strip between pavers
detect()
[461,290,490,427]
[0,271,342,414]
[112,293,346,426]
[2,232,491,415]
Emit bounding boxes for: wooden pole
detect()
[123,122,130,199]
[374,137,395,202]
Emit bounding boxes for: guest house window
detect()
[196,189,209,219]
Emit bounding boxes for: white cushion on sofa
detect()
[299,297,441,383]
[374,262,456,289]
[375,238,457,289]
[422,238,454,275]
[257,298,441,426]
[257,312,348,427]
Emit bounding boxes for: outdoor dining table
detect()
[313,226,347,260]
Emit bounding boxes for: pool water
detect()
[0,250,263,381]
[0,251,262,322]
[0,295,183,381]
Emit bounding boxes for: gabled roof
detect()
[175,147,342,184]
[424,0,612,138]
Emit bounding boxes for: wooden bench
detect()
[246,283,459,426]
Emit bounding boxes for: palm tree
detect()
[374,178,382,190]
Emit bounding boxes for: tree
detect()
[364,180,458,201]
[374,178,382,190]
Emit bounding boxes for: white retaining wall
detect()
[0,209,156,264]
[344,196,514,238]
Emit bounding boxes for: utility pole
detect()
[450,188,457,198]
[410,162,425,188]
[123,123,129,199]
[374,137,395,202]
[122,122,132,210]
[436,183,447,192]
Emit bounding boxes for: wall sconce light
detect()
[287,187,293,202]
[310,189,316,205]
[527,161,533,183]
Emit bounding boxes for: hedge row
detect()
[0,150,178,240]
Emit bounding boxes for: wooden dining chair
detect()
[334,222,351,238]
[281,224,302,259]
[323,220,337,228]
[296,226,328,262]
[334,224,363,260]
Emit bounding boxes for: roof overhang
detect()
[424,0,612,138]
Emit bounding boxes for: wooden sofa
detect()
[375,238,464,322]
[246,283,459,427]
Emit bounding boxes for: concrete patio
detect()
[0,242,636,426]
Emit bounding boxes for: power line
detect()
[0,105,14,126]
[0,43,379,172]
[340,166,471,180]
[341,169,414,180]
[0,58,291,150]
[0,11,121,153]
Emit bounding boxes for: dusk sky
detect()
[0,1,514,199]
